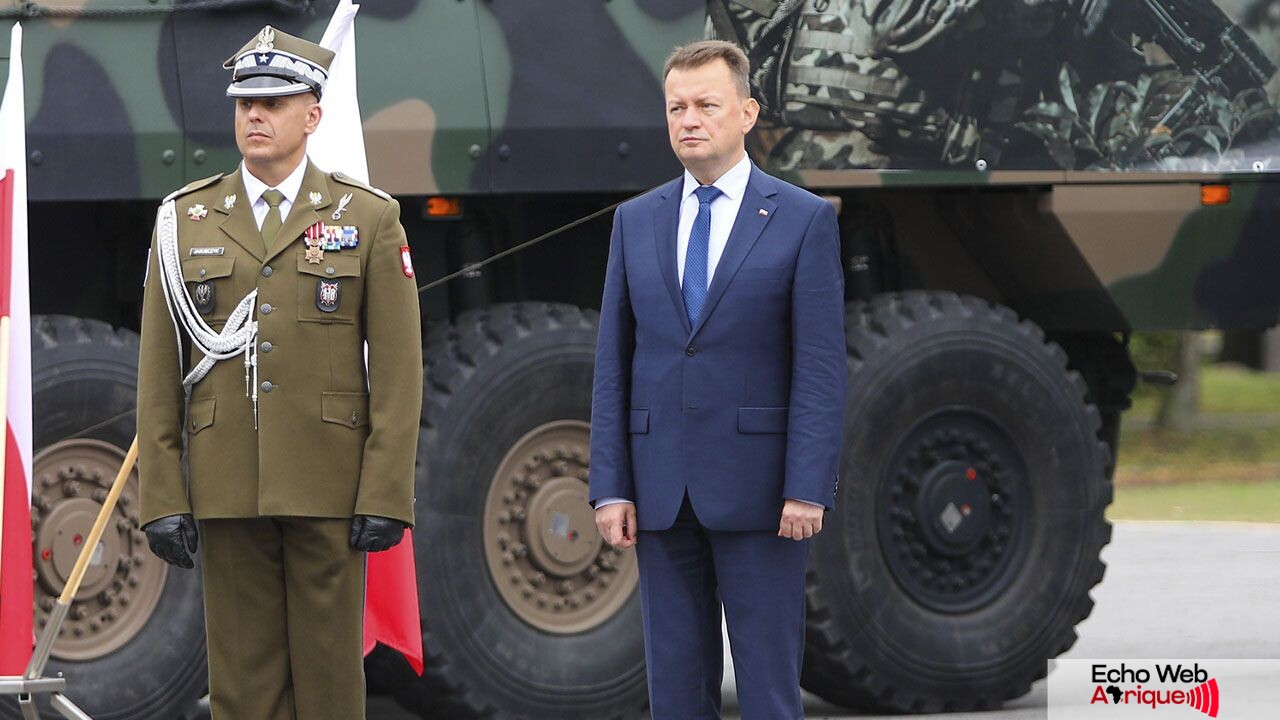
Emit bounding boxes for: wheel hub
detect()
[877,412,1029,613]
[483,420,638,634]
[30,439,168,660]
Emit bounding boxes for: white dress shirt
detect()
[676,151,752,288]
[241,157,308,232]
[596,153,821,511]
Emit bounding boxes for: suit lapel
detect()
[216,173,265,262]
[265,161,334,264]
[652,178,690,334]
[689,167,778,338]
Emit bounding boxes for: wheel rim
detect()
[876,410,1030,614]
[483,420,638,634]
[29,439,168,660]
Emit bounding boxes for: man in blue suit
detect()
[589,40,847,720]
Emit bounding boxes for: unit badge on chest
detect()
[193,282,215,315]
[316,279,341,313]
[187,204,208,221]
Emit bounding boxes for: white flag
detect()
[311,0,369,183]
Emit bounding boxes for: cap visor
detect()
[226,76,317,98]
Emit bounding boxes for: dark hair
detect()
[663,40,750,98]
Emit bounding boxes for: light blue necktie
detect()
[682,185,722,325]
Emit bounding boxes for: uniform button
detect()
[325,266,336,275]
[686,346,697,356]
[261,303,273,315]
[261,381,274,393]
[198,268,207,277]
[261,266,273,277]
[260,341,273,353]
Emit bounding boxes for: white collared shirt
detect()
[241,157,308,231]
[676,152,752,288]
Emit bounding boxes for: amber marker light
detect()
[1201,185,1231,206]
[425,196,463,218]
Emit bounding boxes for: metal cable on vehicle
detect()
[416,195,634,295]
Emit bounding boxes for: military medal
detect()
[223,194,237,211]
[332,192,353,220]
[339,226,359,249]
[309,191,323,206]
[303,222,326,264]
[187,204,208,221]
[316,279,340,313]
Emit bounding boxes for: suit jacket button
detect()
[260,341,273,353]
[686,346,697,356]
[261,381,273,393]
[261,266,273,277]
[261,303,273,315]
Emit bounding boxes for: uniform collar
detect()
[241,156,308,207]
[681,152,752,202]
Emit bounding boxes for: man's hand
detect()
[595,503,637,549]
[349,514,408,552]
[778,500,824,541]
[143,514,199,569]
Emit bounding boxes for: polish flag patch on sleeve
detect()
[400,245,415,278]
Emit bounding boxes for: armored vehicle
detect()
[3,0,1280,717]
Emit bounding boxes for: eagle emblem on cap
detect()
[255,26,275,53]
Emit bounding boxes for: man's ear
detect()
[306,102,324,135]
[742,96,760,133]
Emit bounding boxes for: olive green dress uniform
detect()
[136,26,422,720]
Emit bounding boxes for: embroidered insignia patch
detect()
[400,245,415,278]
[193,282,215,315]
[316,279,340,313]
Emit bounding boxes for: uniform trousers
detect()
[636,495,810,720]
[199,516,366,720]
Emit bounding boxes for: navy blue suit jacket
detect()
[589,165,847,532]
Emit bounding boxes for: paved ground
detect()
[356,521,1280,718]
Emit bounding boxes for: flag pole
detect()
[25,437,137,678]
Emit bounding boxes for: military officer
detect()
[136,26,422,719]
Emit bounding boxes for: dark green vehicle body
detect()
[2,1,1279,718]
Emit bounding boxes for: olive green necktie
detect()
[260,189,286,247]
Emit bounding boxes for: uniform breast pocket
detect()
[298,253,362,324]
[181,256,237,325]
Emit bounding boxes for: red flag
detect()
[361,529,423,675]
[316,1,424,675]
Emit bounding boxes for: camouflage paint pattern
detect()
[1,0,1279,331]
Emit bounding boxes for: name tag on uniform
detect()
[189,247,225,256]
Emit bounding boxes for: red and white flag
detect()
[0,22,34,676]
[316,1,425,676]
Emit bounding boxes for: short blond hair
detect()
[663,40,750,99]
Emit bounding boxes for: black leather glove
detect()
[142,514,198,569]
[349,514,407,552]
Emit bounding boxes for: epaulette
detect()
[163,173,224,204]
[331,171,391,201]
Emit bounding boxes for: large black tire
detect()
[392,303,648,720]
[0,316,207,720]
[801,293,1112,713]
